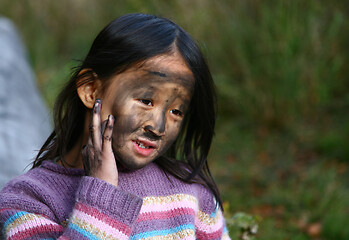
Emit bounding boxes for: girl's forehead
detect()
[109,55,194,92]
[125,53,194,83]
[141,54,193,74]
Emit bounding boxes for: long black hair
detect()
[32,13,221,209]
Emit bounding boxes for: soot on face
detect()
[101,56,194,170]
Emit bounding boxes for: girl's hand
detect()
[82,99,118,186]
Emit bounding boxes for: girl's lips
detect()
[132,140,157,157]
[135,138,158,148]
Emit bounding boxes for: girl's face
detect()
[100,53,194,170]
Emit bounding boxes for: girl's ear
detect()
[76,69,102,109]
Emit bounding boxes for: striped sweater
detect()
[0,160,230,239]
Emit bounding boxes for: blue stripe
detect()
[130,224,195,239]
[209,203,221,218]
[68,222,101,240]
[210,209,218,218]
[3,211,30,230]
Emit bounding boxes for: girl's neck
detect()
[60,114,89,169]
[60,138,84,169]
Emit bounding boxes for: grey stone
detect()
[0,17,52,189]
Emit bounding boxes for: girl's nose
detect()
[144,111,166,137]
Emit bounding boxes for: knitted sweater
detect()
[0,160,230,239]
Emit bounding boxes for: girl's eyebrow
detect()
[141,89,154,99]
[131,86,155,98]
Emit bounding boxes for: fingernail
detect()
[94,100,102,113]
[94,99,101,107]
[108,115,113,123]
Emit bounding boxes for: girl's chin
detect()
[113,144,158,171]
[114,154,154,172]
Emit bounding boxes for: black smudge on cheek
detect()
[156,133,177,157]
[112,113,140,148]
[157,119,183,156]
[158,110,166,133]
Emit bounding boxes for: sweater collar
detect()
[40,160,159,177]
[41,160,85,176]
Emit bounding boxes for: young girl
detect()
[0,13,230,239]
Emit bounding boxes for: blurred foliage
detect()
[1,0,349,239]
[227,212,261,240]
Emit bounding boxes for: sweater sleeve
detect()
[196,206,230,239]
[195,187,231,240]
[0,176,143,239]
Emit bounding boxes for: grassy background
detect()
[1,0,349,239]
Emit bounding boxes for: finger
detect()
[91,99,102,151]
[100,119,109,136]
[102,115,115,153]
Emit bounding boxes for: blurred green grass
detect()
[1,0,349,239]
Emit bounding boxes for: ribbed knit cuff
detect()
[76,176,143,225]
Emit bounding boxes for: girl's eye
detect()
[170,109,183,117]
[139,99,153,106]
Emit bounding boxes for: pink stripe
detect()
[137,207,195,222]
[197,226,224,239]
[76,202,131,235]
[73,209,129,240]
[8,218,63,240]
[195,210,224,234]
[140,199,198,214]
